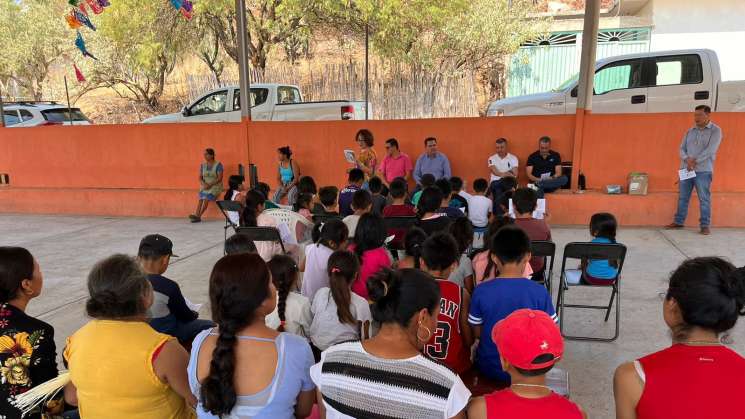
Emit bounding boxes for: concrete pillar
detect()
[235,0,252,121]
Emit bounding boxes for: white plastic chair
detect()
[264,209,314,243]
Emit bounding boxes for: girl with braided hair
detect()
[265,255,312,337]
[188,253,315,418]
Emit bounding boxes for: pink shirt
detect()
[471,251,533,286]
[349,246,391,299]
[379,153,413,183]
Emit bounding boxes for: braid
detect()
[276,278,291,332]
[201,322,239,415]
[267,254,299,333]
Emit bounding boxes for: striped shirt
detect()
[310,341,471,418]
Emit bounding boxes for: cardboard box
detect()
[628,172,648,195]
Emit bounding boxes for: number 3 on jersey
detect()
[425,321,451,359]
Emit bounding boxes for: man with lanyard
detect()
[666,105,723,235]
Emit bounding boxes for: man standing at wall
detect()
[414,137,452,185]
[666,105,723,235]
[378,138,413,187]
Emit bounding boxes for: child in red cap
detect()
[467,309,586,419]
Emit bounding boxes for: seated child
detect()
[343,189,373,238]
[368,176,388,216]
[396,227,427,270]
[293,192,314,242]
[412,173,436,207]
[339,169,365,217]
[224,233,258,255]
[300,219,348,300]
[138,234,213,344]
[436,179,466,219]
[416,187,452,236]
[512,187,551,282]
[266,254,312,337]
[255,182,279,209]
[383,178,417,248]
[448,217,475,289]
[471,216,532,292]
[468,226,556,383]
[467,309,586,419]
[577,213,621,285]
[420,233,473,374]
[468,178,492,229]
[312,186,340,216]
[449,177,469,213]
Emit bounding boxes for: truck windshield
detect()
[553,74,579,92]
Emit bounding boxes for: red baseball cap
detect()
[491,309,563,371]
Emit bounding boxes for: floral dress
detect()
[0,303,58,419]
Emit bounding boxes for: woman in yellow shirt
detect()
[64,254,196,419]
[354,129,378,182]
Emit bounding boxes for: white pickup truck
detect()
[143,83,371,123]
[487,49,745,116]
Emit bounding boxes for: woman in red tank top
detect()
[419,233,474,374]
[614,257,745,419]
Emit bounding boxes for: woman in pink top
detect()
[614,257,745,419]
[349,214,391,299]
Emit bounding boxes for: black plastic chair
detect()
[312,214,343,225]
[531,240,556,294]
[555,242,627,342]
[235,226,286,254]
[216,200,242,243]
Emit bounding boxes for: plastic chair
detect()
[216,200,241,243]
[531,240,556,294]
[555,242,627,342]
[264,209,314,243]
[235,226,286,254]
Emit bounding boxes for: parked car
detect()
[487,49,745,116]
[142,83,372,123]
[2,101,93,127]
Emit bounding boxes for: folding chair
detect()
[235,226,286,254]
[312,214,343,224]
[555,242,627,342]
[383,216,419,258]
[531,240,556,294]
[216,200,242,243]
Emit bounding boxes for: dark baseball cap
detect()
[138,234,178,258]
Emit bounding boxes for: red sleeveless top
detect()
[636,344,745,419]
[424,279,471,373]
[485,388,582,418]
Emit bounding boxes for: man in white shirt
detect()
[488,137,519,212]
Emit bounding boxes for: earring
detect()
[416,322,432,342]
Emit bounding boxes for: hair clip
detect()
[331,267,341,273]
[280,320,286,327]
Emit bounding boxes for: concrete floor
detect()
[2,214,744,418]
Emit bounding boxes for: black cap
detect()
[138,234,178,258]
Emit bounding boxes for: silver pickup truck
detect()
[143,83,371,123]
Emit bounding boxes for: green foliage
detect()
[0,0,72,100]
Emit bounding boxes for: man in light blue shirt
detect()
[413,137,452,184]
[667,105,722,235]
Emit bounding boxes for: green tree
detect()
[0,0,71,100]
[84,0,196,109]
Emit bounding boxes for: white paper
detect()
[678,169,697,181]
[344,149,356,164]
[509,198,546,220]
[540,173,552,181]
[384,234,396,245]
[184,296,202,312]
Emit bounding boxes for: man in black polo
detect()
[526,136,568,195]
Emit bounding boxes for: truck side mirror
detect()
[182,106,190,117]
[571,86,578,98]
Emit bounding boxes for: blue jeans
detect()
[536,175,568,197]
[674,171,712,227]
[149,314,214,343]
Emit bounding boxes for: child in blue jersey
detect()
[468,225,557,383]
[582,212,620,285]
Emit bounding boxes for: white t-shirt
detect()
[343,214,361,238]
[488,152,519,182]
[300,244,334,300]
[265,291,313,337]
[310,341,471,419]
[227,190,240,226]
[468,195,492,228]
[309,287,372,351]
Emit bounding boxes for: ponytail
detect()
[225,175,245,201]
[267,255,299,332]
[327,251,360,325]
[312,219,348,249]
[404,227,427,270]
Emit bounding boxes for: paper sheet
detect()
[678,169,697,181]
[540,173,552,181]
[184,296,202,312]
[509,198,546,220]
[344,149,356,164]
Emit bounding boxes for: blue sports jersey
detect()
[468,278,557,382]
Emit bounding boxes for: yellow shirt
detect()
[65,320,195,419]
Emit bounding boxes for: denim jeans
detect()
[536,175,569,197]
[149,314,215,343]
[674,171,712,227]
